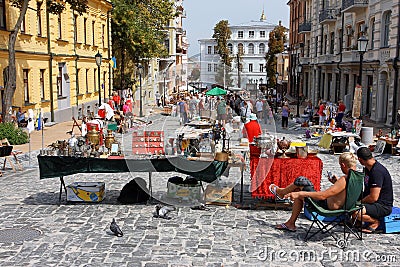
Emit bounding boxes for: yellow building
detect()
[0,0,112,122]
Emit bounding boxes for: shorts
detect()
[364,203,392,219]
[294,176,329,209]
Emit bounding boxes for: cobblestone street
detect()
[0,113,399,266]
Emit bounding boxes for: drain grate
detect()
[0,228,42,243]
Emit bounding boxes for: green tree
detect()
[2,0,88,122]
[265,23,288,87]
[212,20,232,67]
[111,0,174,90]
[214,64,233,88]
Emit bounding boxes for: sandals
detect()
[269,184,284,200]
[275,223,296,232]
[361,226,382,234]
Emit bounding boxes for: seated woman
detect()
[269,152,357,232]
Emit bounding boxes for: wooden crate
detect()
[204,185,233,205]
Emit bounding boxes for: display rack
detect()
[132,131,164,155]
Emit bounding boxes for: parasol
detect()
[205,87,227,96]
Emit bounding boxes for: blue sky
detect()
[183,0,290,57]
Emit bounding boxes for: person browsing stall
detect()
[270,152,357,232]
[356,147,393,233]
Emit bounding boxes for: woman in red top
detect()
[318,102,326,126]
[335,100,346,126]
[243,113,262,183]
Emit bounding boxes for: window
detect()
[345,26,353,50]
[238,43,244,54]
[213,46,218,54]
[306,40,310,57]
[260,31,265,38]
[207,63,212,72]
[329,32,335,54]
[21,16,25,33]
[40,69,45,100]
[37,2,42,36]
[58,14,62,39]
[249,31,254,38]
[84,18,87,44]
[102,24,105,48]
[0,0,6,29]
[248,63,253,72]
[207,46,212,54]
[248,43,254,54]
[85,69,89,93]
[323,34,327,54]
[382,11,391,47]
[77,69,80,95]
[103,71,106,92]
[238,31,243,39]
[73,15,78,43]
[227,43,233,54]
[23,69,29,103]
[338,29,343,53]
[259,64,264,72]
[57,67,63,96]
[259,43,265,54]
[370,18,375,49]
[214,64,218,72]
[92,21,95,46]
[314,36,318,56]
[94,68,97,91]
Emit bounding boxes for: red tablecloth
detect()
[251,157,323,199]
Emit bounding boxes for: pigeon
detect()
[110,218,123,237]
[153,205,175,219]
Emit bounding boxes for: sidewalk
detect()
[13,121,76,154]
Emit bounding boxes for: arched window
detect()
[228,43,233,54]
[248,43,254,54]
[382,11,391,47]
[259,43,265,54]
[238,43,244,54]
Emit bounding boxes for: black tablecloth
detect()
[38,156,228,183]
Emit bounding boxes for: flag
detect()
[109,56,116,69]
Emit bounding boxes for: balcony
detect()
[298,21,311,33]
[342,0,368,13]
[379,48,391,63]
[319,8,337,24]
[299,57,311,65]
[317,54,336,64]
[341,50,360,63]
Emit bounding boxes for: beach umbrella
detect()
[206,87,227,96]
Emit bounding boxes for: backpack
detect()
[117,177,150,204]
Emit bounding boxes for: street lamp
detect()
[274,72,279,113]
[296,64,303,117]
[95,51,102,106]
[357,35,368,86]
[163,71,166,106]
[137,64,143,117]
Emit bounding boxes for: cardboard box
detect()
[167,181,201,202]
[378,207,400,233]
[66,182,105,202]
[204,185,233,205]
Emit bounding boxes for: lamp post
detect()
[296,64,303,117]
[357,35,368,86]
[275,72,279,113]
[163,71,166,106]
[138,64,143,117]
[95,51,102,106]
[260,78,263,97]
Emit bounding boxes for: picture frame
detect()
[111,143,119,154]
[373,140,386,156]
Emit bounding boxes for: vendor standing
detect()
[243,113,262,183]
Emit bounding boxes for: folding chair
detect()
[304,169,364,248]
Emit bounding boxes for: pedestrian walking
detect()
[281,102,290,129]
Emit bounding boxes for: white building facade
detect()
[199,12,279,90]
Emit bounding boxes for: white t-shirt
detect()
[256,100,263,112]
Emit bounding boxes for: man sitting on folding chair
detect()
[269,152,357,232]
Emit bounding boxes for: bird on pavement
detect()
[110,218,123,237]
[153,205,175,219]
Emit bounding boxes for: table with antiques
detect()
[318,131,359,154]
[38,155,229,204]
[249,133,323,200]
[378,137,399,155]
